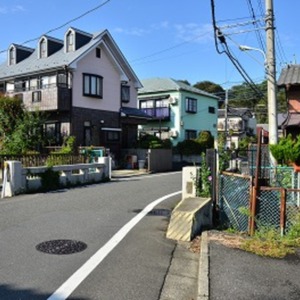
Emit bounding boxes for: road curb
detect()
[197,231,209,299]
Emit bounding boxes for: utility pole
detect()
[265,0,278,152]
[224,89,228,150]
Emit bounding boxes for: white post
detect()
[266,0,278,163]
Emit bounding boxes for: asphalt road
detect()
[0,172,182,300]
[209,240,300,300]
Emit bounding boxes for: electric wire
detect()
[210,0,264,99]
[246,0,266,53]
[0,0,112,54]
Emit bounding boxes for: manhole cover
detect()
[132,208,171,217]
[36,239,87,255]
[147,208,170,217]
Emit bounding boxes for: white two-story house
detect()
[218,107,257,148]
[0,27,150,159]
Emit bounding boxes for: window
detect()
[66,32,74,52]
[58,73,67,87]
[83,74,103,98]
[96,48,101,58]
[121,85,130,102]
[44,123,60,145]
[140,98,170,119]
[9,47,15,65]
[32,91,41,102]
[107,131,120,141]
[186,97,197,113]
[15,81,26,92]
[40,38,47,58]
[185,130,197,140]
[208,106,216,114]
[30,78,41,90]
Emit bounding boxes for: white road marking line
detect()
[112,171,181,181]
[47,190,182,300]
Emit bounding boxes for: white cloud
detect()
[174,23,213,43]
[113,27,150,37]
[151,21,170,30]
[12,5,26,13]
[0,5,26,14]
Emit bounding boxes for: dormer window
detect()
[9,47,15,65]
[40,38,47,58]
[66,31,74,52]
[96,48,101,58]
[8,44,34,65]
[64,27,92,53]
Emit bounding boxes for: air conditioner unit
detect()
[168,96,178,105]
[169,129,178,138]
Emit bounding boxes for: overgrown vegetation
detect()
[224,209,300,258]
[0,96,46,154]
[197,152,212,197]
[217,132,230,171]
[270,134,300,165]
[175,130,214,155]
[240,220,300,258]
[46,136,77,166]
[39,168,60,191]
[136,134,172,149]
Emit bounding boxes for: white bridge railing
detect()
[1,157,111,198]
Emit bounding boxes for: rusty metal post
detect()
[280,188,286,236]
[250,128,262,236]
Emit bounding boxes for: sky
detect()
[0,0,298,89]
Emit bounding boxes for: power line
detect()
[246,0,266,53]
[0,0,112,54]
[210,0,264,99]
[130,31,212,63]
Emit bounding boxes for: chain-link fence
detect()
[219,172,300,235]
[219,172,252,232]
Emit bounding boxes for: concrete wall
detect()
[148,149,172,172]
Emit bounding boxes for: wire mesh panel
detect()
[219,173,252,232]
[256,190,281,229]
[286,190,300,232]
[270,167,294,188]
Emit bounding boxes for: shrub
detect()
[137,134,172,149]
[175,139,203,155]
[39,167,60,191]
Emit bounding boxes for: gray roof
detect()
[120,107,152,119]
[257,113,288,129]
[0,28,142,88]
[218,107,254,118]
[277,65,300,87]
[138,78,219,100]
[0,30,106,79]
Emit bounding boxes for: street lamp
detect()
[239,44,278,165]
[239,45,267,66]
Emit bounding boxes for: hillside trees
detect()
[194,80,286,123]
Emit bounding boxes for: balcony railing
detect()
[6,84,71,111]
[141,107,170,121]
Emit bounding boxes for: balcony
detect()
[6,85,71,112]
[141,107,170,121]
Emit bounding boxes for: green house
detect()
[137,78,219,145]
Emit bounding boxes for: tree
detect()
[228,80,287,123]
[0,96,24,139]
[177,79,191,86]
[0,95,46,154]
[193,81,225,108]
[194,81,225,98]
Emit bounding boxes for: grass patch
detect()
[240,223,300,258]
